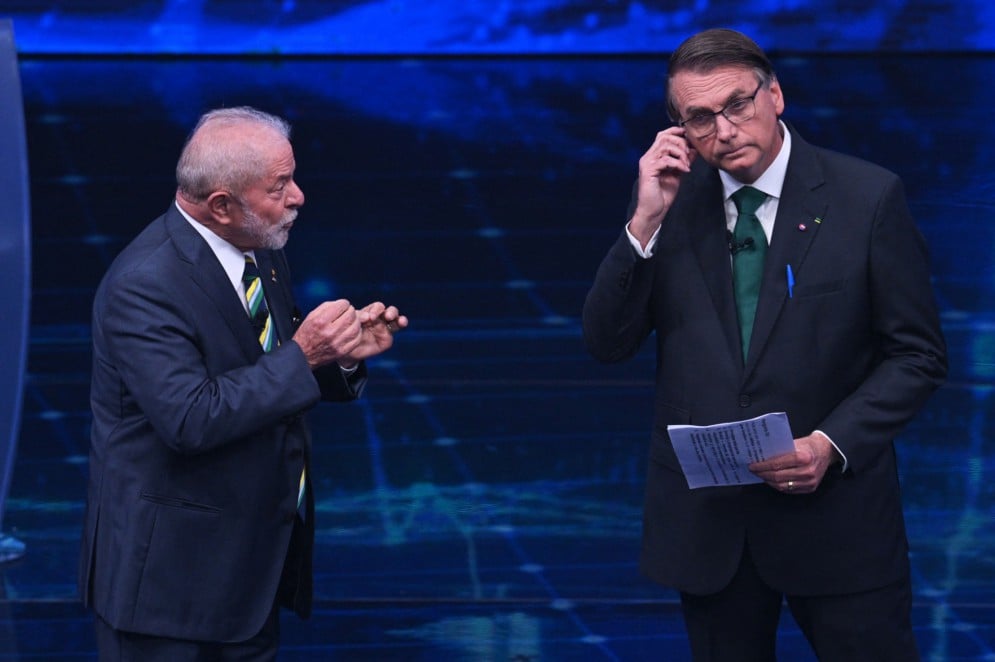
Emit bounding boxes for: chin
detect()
[721,159,758,181]
[261,231,290,250]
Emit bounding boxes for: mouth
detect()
[720,145,750,160]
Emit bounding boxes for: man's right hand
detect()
[292,299,407,370]
[629,127,695,249]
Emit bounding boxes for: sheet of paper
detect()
[667,412,795,489]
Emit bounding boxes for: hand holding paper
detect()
[748,431,840,494]
[667,412,795,489]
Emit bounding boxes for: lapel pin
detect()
[270,269,278,283]
[814,217,823,224]
[798,223,807,231]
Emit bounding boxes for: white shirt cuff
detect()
[625,221,660,258]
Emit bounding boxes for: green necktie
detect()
[242,255,275,352]
[731,186,768,362]
[243,255,306,518]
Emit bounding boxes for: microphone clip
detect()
[728,232,755,256]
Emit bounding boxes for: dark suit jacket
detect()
[582,128,947,596]
[79,204,366,642]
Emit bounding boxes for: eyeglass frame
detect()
[677,80,765,138]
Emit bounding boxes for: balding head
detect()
[176,107,292,202]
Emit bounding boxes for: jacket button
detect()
[739,394,751,408]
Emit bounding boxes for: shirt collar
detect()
[175,200,254,297]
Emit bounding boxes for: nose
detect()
[714,113,737,140]
[288,180,305,208]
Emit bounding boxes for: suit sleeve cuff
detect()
[814,429,848,473]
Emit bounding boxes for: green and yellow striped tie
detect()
[242,254,306,518]
[242,255,275,352]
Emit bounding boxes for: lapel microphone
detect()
[727,230,755,255]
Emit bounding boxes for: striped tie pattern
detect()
[242,255,275,352]
[242,254,307,518]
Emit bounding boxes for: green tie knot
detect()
[732,185,767,217]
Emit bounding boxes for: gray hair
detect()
[666,29,776,122]
[175,106,292,202]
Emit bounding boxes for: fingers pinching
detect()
[383,308,406,334]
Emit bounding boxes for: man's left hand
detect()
[337,302,408,369]
[749,432,838,494]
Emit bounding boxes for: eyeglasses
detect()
[678,81,764,139]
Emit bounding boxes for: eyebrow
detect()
[684,86,753,117]
[266,173,293,192]
[270,166,295,182]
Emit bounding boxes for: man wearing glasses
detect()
[583,28,946,660]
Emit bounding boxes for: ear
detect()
[768,77,785,117]
[205,190,236,225]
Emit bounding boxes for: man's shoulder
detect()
[791,129,900,184]
[101,209,184,284]
[816,145,896,180]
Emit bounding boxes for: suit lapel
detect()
[745,131,829,375]
[685,167,743,367]
[164,207,265,361]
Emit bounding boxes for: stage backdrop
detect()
[6,8,994,661]
[5,0,995,55]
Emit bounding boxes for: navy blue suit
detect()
[80,205,365,643]
[583,128,946,598]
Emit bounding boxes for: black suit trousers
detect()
[679,544,919,662]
